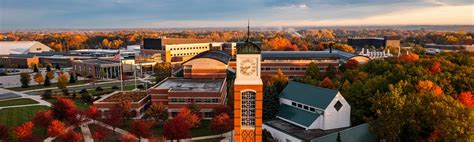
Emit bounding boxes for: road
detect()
[24,80,147,95]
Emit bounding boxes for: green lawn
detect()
[8,80,92,91]
[0,98,39,107]
[0,105,51,141]
[120,120,223,138]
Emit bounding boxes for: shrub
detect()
[72,91,77,99]
[95,87,103,92]
[42,90,52,99]
[79,89,88,95]
[137,85,144,89]
[62,89,70,97]
[81,93,93,103]
[111,86,119,90]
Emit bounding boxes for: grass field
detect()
[0,105,50,128]
[120,120,223,138]
[8,80,91,91]
[0,98,39,107]
[44,98,92,109]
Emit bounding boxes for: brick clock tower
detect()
[234,24,263,142]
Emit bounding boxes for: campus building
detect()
[93,91,151,118]
[148,51,231,119]
[348,36,400,50]
[0,41,53,55]
[424,43,474,53]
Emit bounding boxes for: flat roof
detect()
[75,59,119,65]
[156,78,225,92]
[265,119,347,141]
[261,51,354,60]
[100,91,148,102]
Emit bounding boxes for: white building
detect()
[0,41,53,55]
[263,81,352,141]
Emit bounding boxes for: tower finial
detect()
[247,19,250,42]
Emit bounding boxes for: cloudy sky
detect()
[0,0,473,29]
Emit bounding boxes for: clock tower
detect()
[234,23,263,142]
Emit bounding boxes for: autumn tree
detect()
[458,92,473,107]
[154,62,171,83]
[46,71,55,80]
[58,130,83,142]
[177,107,201,128]
[52,98,77,120]
[416,80,443,96]
[104,105,124,136]
[270,69,288,93]
[14,121,34,141]
[163,116,192,141]
[33,110,53,134]
[144,102,169,125]
[102,39,111,48]
[344,59,359,70]
[302,62,320,85]
[212,105,231,117]
[130,120,153,140]
[429,61,441,74]
[47,120,66,137]
[320,77,335,89]
[57,73,68,89]
[399,53,420,63]
[34,72,44,85]
[86,106,101,121]
[20,72,31,88]
[209,113,233,136]
[120,133,138,142]
[0,125,9,141]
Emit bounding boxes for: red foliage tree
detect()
[33,110,53,134]
[209,113,233,135]
[104,105,124,135]
[130,120,153,139]
[345,59,359,70]
[52,98,77,120]
[416,80,443,96]
[86,106,101,121]
[399,53,420,63]
[121,133,138,142]
[47,120,66,137]
[213,105,231,116]
[177,107,201,128]
[58,130,83,142]
[458,92,474,107]
[163,116,192,141]
[429,61,442,74]
[320,77,335,88]
[0,125,9,141]
[14,121,34,140]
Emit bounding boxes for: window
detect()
[334,101,343,111]
[291,102,297,106]
[242,91,256,128]
[211,98,219,103]
[204,112,214,118]
[310,107,316,112]
[195,98,202,103]
[204,99,211,103]
[178,98,185,103]
[286,139,291,142]
[171,98,177,102]
[187,98,193,103]
[303,105,309,110]
[297,104,302,108]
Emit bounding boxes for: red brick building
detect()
[93,91,151,118]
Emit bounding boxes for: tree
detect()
[416,80,443,96]
[99,68,107,79]
[44,75,51,86]
[263,85,279,121]
[55,64,61,70]
[33,64,39,72]
[130,120,153,140]
[20,72,31,88]
[86,106,101,121]
[80,89,92,102]
[320,77,335,88]
[324,65,337,79]
[102,39,111,48]
[105,105,124,136]
[345,59,359,70]
[209,113,232,136]
[120,133,138,142]
[264,36,291,50]
[47,120,66,137]
[302,62,320,85]
[0,125,9,141]
[399,53,420,63]
[58,130,83,142]
[69,71,76,83]
[144,102,169,125]
[46,71,55,80]
[14,121,34,140]
[177,107,201,128]
[52,98,77,120]
[270,69,288,93]
[34,72,44,85]
[163,116,192,141]
[57,73,68,89]
[212,105,231,117]
[33,110,53,134]
[154,62,171,83]
[458,92,473,107]
[429,61,442,74]
[46,64,52,72]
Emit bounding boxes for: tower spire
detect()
[246,19,250,42]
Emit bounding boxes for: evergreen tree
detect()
[55,64,61,70]
[33,64,39,72]
[302,62,320,86]
[263,85,279,121]
[44,75,51,86]
[69,72,76,84]
[337,132,342,142]
[46,65,52,72]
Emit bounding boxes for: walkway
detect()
[0,88,51,109]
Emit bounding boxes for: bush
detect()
[72,91,77,98]
[111,86,119,90]
[81,92,92,102]
[42,90,52,99]
[137,85,144,89]
[95,86,103,92]
[62,89,70,97]
[79,89,88,95]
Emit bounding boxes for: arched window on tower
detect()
[241,91,256,128]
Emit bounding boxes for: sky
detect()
[0,0,473,29]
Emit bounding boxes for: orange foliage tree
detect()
[399,53,420,63]
[52,98,77,121]
[177,107,201,128]
[265,36,291,50]
[429,61,442,74]
[416,80,443,96]
[458,92,473,107]
[344,59,359,70]
[209,113,233,135]
[130,120,153,139]
[14,121,34,140]
[320,77,335,89]
[120,133,138,142]
[48,120,66,137]
[163,116,192,141]
[58,130,83,142]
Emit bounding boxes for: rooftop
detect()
[101,91,148,102]
[155,78,225,92]
[261,51,355,60]
[280,81,339,109]
[277,104,320,128]
[184,50,231,64]
[161,38,211,45]
[265,119,347,141]
[75,59,119,65]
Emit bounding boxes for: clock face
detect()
[240,59,256,76]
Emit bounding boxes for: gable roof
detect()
[277,104,320,128]
[0,41,52,55]
[183,50,231,64]
[280,81,338,109]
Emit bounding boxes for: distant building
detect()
[263,81,358,142]
[0,41,53,55]
[348,36,400,50]
[71,58,135,79]
[94,91,151,118]
[424,44,474,53]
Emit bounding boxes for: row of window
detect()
[169,98,220,103]
[171,52,200,56]
[169,46,208,51]
[261,66,328,71]
[291,102,320,114]
[171,111,214,118]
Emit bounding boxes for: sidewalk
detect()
[20,80,120,93]
[0,88,51,109]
